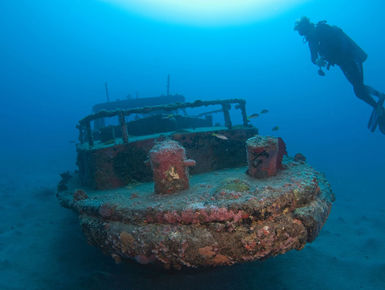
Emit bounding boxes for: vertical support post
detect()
[222,103,232,129]
[105,82,110,102]
[111,125,116,140]
[119,112,129,144]
[238,101,249,127]
[77,124,84,144]
[85,121,93,148]
[167,74,170,96]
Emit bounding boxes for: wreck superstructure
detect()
[57,96,334,269]
[76,98,253,189]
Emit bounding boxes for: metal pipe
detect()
[80,99,245,126]
[238,101,249,127]
[222,104,232,129]
[85,121,93,148]
[105,82,110,103]
[119,112,129,144]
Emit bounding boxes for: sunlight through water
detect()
[101,0,309,26]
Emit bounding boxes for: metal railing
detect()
[77,98,249,148]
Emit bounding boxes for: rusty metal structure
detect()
[57,97,334,270]
[77,98,249,148]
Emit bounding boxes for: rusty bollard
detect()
[246,136,287,178]
[149,140,196,194]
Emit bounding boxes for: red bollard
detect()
[149,140,196,194]
[246,136,286,178]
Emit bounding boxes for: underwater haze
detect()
[1,0,385,289]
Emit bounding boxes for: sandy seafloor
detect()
[1,151,384,290]
[2,0,385,288]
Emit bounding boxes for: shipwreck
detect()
[57,94,334,269]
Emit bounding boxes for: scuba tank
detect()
[316,21,368,65]
[339,27,368,63]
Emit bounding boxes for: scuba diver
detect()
[294,16,385,135]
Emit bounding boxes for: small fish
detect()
[68,140,76,144]
[248,113,259,119]
[260,109,269,114]
[272,126,280,131]
[162,114,175,119]
[212,133,229,140]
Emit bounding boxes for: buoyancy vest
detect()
[315,21,367,66]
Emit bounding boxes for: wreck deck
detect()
[76,127,259,190]
[57,157,334,269]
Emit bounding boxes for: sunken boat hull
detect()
[57,157,334,269]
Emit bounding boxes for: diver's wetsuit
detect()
[307,21,377,108]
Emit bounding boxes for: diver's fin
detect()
[368,107,379,132]
[379,115,385,135]
[367,86,380,98]
[368,96,385,132]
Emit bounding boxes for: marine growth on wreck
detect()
[57,98,334,269]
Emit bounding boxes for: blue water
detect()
[1,0,385,289]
